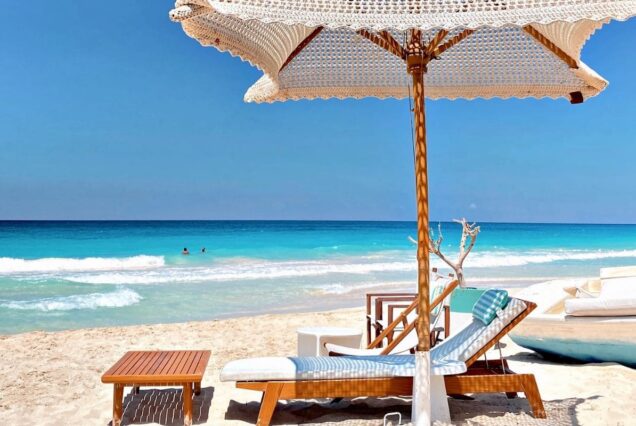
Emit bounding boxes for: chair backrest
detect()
[431,297,535,367]
[383,294,445,354]
[380,296,417,325]
[371,279,460,354]
[385,283,446,328]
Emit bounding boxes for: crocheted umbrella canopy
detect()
[170,0,635,103]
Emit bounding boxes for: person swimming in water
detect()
[182,247,190,255]
[201,247,206,253]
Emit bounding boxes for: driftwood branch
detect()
[428,223,457,272]
[428,219,480,286]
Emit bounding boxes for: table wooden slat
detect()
[194,353,208,376]
[103,351,132,377]
[157,351,176,376]
[176,351,193,375]
[135,352,160,375]
[147,351,169,375]
[123,352,149,376]
[157,351,178,376]
[110,351,142,376]
[187,351,203,375]
[168,351,186,376]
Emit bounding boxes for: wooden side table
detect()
[102,350,211,426]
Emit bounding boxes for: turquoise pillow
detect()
[472,289,509,325]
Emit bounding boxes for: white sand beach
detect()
[1,306,635,426]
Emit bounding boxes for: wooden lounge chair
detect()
[220,296,546,425]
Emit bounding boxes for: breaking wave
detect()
[0,288,142,311]
[313,281,415,295]
[465,249,636,268]
[62,260,416,285]
[0,255,165,274]
[63,249,636,285]
[4,249,636,286]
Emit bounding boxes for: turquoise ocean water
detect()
[1,221,636,334]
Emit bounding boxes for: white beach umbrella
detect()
[169,1,636,423]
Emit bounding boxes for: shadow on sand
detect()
[224,393,598,425]
[507,350,591,366]
[111,386,214,426]
[225,397,412,424]
[450,395,597,426]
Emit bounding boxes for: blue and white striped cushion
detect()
[472,289,509,325]
[431,298,527,364]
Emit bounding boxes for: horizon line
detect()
[0,219,635,226]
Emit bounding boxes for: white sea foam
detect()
[62,260,416,285]
[464,249,636,268]
[465,276,564,283]
[55,248,636,285]
[6,248,636,286]
[0,255,164,274]
[313,281,414,295]
[0,288,142,311]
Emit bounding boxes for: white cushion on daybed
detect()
[600,277,636,299]
[565,297,636,317]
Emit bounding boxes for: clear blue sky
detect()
[1,1,635,223]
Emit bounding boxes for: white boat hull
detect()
[509,280,636,367]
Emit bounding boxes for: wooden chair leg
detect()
[183,383,193,426]
[133,386,140,395]
[112,384,124,426]
[257,383,283,426]
[444,305,451,338]
[521,375,546,418]
[194,381,201,396]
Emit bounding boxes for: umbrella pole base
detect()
[412,351,451,425]
[412,351,431,425]
[431,375,451,423]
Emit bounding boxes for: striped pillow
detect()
[472,289,509,325]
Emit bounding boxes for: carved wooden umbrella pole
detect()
[169,1,636,423]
